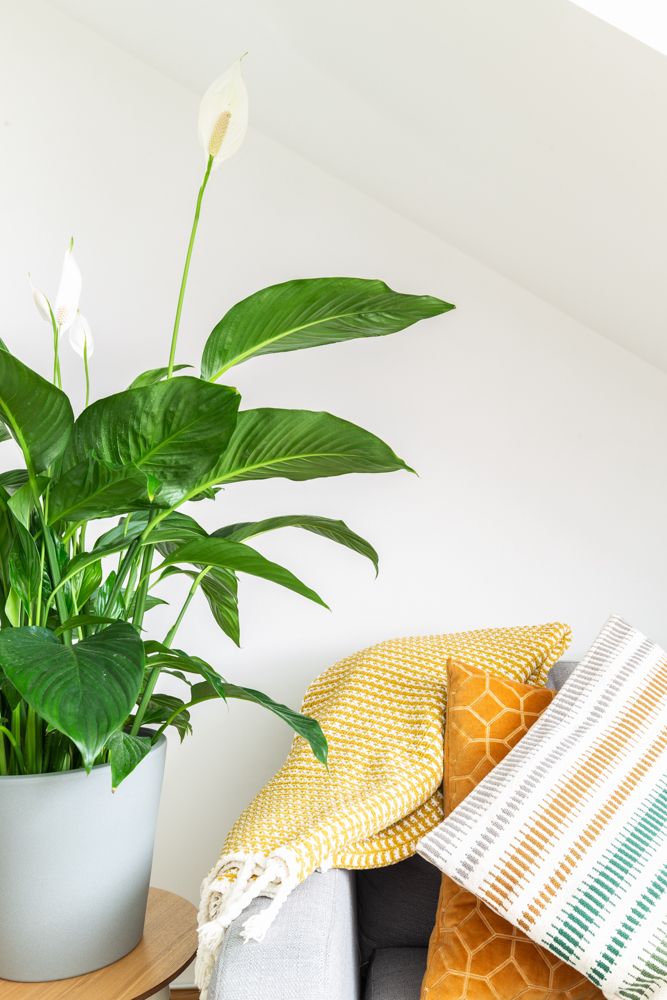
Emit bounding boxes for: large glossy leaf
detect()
[0,350,74,472]
[48,459,150,523]
[64,377,240,505]
[215,515,378,575]
[106,730,151,789]
[0,622,144,768]
[192,408,412,492]
[201,277,454,380]
[161,536,327,608]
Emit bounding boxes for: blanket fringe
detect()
[195,850,298,999]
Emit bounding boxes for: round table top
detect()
[0,888,198,1000]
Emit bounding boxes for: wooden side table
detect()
[0,888,197,1000]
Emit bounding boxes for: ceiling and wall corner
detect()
[46,0,667,373]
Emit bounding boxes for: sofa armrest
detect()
[209,868,361,1000]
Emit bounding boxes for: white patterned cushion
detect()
[418,616,667,1000]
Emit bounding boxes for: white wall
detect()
[3,1,667,984]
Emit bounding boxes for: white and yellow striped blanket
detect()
[195,622,571,996]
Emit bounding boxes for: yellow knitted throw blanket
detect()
[195,622,571,995]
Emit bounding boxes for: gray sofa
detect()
[210,661,576,1000]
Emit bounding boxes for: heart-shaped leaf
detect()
[201,277,454,380]
[0,622,144,768]
[106,730,152,789]
[49,458,150,523]
[0,349,74,472]
[64,377,240,505]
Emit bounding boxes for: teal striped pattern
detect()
[418,617,667,1000]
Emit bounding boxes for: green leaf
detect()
[128,364,192,389]
[126,592,167,617]
[8,520,41,609]
[7,476,48,529]
[0,349,74,472]
[0,674,21,711]
[201,277,454,380]
[0,423,11,443]
[216,515,379,575]
[94,514,148,552]
[161,536,327,609]
[75,560,103,608]
[200,569,240,645]
[92,572,122,619]
[158,566,240,646]
[150,511,207,547]
[64,377,240,505]
[197,408,413,491]
[141,694,191,741]
[54,614,122,636]
[0,469,29,494]
[106,730,151,789]
[49,458,150,523]
[0,622,144,768]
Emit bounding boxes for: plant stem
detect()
[164,567,210,647]
[83,341,90,407]
[48,305,61,389]
[100,539,140,620]
[166,155,213,377]
[30,471,70,638]
[131,567,208,738]
[0,723,25,774]
[131,543,154,633]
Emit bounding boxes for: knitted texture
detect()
[418,617,667,1000]
[195,622,571,996]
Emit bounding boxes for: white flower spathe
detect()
[28,275,52,323]
[68,311,94,359]
[198,57,248,168]
[53,240,82,333]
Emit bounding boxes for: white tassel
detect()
[195,850,298,996]
[240,867,296,942]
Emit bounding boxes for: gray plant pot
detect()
[0,733,167,982]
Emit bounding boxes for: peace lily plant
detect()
[0,58,454,792]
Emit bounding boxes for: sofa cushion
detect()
[419,617,667,1000]
[365,947,428,1000]
[420,659,599,999]
[358,856,440,964]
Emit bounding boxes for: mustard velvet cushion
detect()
[420,658,602,1000]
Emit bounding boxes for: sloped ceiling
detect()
[48,0,667,371]
[571,1,667,57]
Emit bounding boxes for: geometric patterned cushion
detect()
[421,659,601,999]
[418,618,667,1000]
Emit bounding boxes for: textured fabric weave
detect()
[421,659,600,999]
[418,617,667,1000]
[196,623,571,996]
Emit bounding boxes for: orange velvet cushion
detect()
[421,658,602,1000]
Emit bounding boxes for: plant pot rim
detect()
[0,730,166,782]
